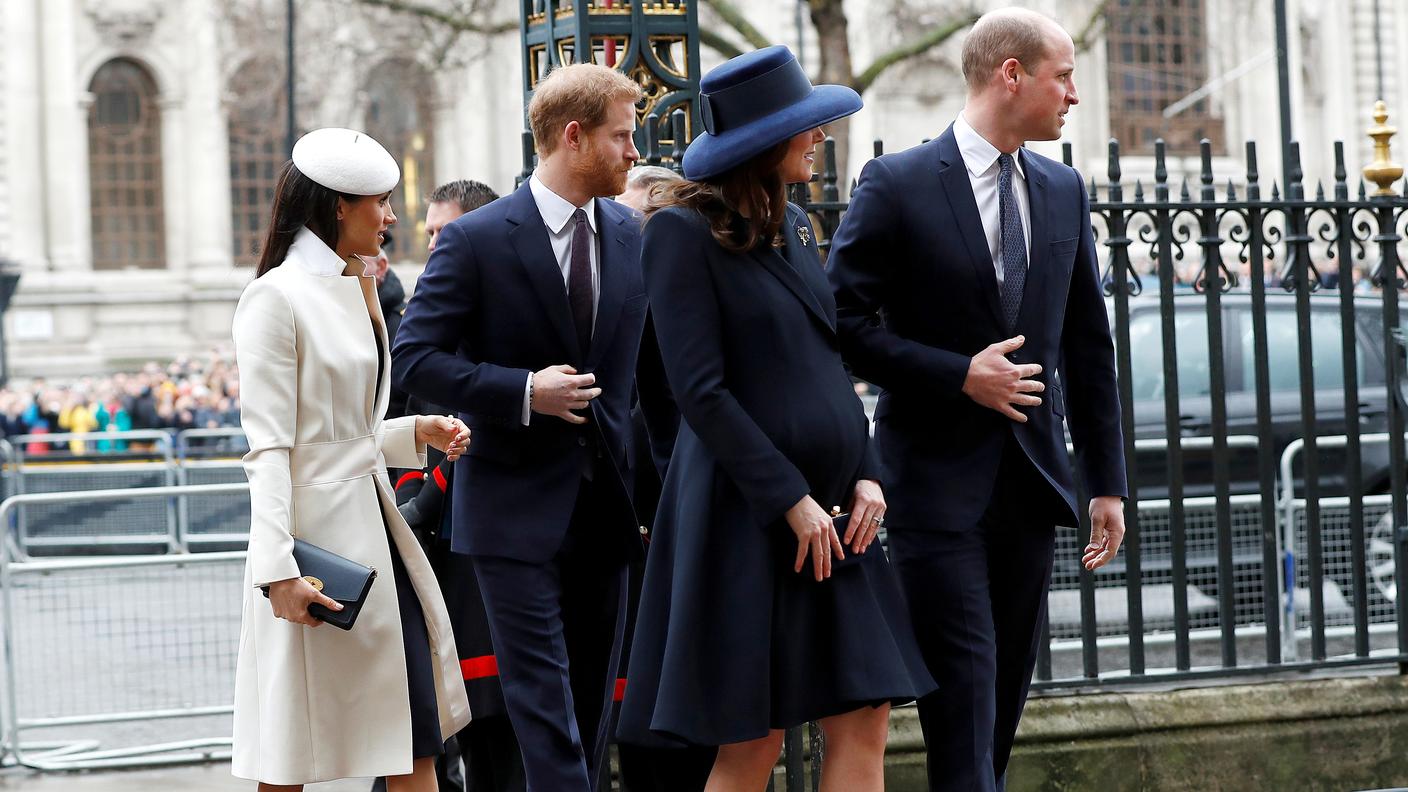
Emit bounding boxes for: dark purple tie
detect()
[569,207,594,355]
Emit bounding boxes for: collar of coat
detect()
[289,226,365,277]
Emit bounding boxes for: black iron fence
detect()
[620,108,1408,693]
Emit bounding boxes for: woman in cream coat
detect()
[231,128,471,791]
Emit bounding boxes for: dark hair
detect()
[427,179,500,213]
[254,162,358,278]
[643,140,790,253]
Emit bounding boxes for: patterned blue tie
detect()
[997,152,1027,331]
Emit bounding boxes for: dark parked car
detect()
[1122,292,1399,501]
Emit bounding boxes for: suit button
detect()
[577,437,587,447]
[639,525,648,535]
[1006,353,1018,362]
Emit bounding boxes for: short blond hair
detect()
[528,64,643,155]
[961,8,1062,91]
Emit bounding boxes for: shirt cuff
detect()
[520,371,533,426]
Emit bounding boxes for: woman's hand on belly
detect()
[267,576,343,627]
[843,479,886,555]
[784,495,846,582]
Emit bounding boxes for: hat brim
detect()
[682,84,862,181]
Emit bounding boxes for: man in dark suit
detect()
[393,63,660,791]
[827,9,1128,791]
[374,181,524,792]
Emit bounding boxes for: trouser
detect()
[472,477,629,792]
[888,438,1061,792]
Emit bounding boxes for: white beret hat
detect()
[291,127,399,195]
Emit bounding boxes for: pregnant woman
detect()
[618,47,936,792]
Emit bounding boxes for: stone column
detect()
[158,94,187,273]
[182,0,234,274]
[41,0,92,273]
[3,0,48,272]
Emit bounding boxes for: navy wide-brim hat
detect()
[682,45,862,181]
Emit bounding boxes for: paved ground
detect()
[0,763,366,790]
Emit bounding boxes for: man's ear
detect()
[1001,58,1022,91]
[563,120,583,152]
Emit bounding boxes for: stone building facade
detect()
[2,0,1405,376]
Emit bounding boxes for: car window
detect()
[1241,307,1367,391]
[1357,318,1388,386]
[1126,309,1212,401]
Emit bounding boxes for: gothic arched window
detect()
[365,59,437,251]
[227,59,287,267]
[88,59,166,270]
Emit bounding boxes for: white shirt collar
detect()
[289,226,360,277]
[530,173,597,235]
[954,112,1026,180]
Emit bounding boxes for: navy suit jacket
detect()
[392,183,655,563]
[827,127,1127,531]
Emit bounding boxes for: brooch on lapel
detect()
[796,225,811,247]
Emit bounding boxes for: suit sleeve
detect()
[1060,172,1128,499]
[231,278,301,588]
[827,157,972,396]
[392,219,531,420]
[643,209,811,526]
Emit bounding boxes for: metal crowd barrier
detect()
[0,485,247,770]
[1278,433,1408,662]
[175,428,249,548]
[6,431,178,558]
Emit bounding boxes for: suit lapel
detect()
[586,202,629,369]
[937,127,1003,327]
[779,209,836,335]
[506,184,583,362]
[1017,151,1050,332]
[750,233,833,337]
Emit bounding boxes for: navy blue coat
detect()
[827,127,1127,531]
[391,183,650,563]
[619,204,934,746]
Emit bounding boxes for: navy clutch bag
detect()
[260,539,378,631]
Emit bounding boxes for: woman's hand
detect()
[267,576,343,627]
[784,495,845,582]
[843,479,886,555]
[415,415,470,461]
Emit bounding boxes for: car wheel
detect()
[1370,510,1399,603]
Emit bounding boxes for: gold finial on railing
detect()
[1364,100,1404,196]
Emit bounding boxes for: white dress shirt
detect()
[521,173,601,424]
[952,112,1031,286]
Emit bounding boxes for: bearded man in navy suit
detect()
[394,63,668,792]
[828,9,1129,791]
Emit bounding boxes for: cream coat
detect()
[230,228,471,785]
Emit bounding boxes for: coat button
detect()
[577,436,587,447]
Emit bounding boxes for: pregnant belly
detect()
[765,401,868,503]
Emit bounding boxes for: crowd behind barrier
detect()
[0,349,244,456]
